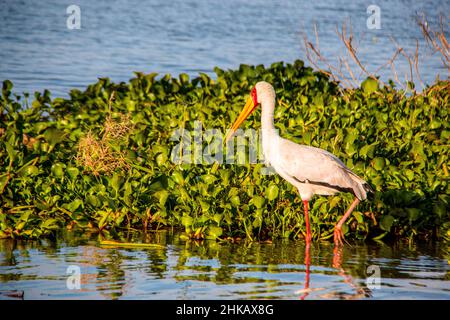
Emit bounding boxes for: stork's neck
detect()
[261,96,277,136]
[260,95,280,162]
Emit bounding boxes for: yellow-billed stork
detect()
[225,81,373,245]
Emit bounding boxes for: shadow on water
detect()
[0,230,448,300]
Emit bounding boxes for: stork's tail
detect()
[363,181,374,194]
[347,170,374,201]
[362,181,375,200]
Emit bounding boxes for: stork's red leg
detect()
[300,201,311,299]
[332,245,343,269]
[299,241,311,300]
[303,200,312,242]
[334,197,360,246]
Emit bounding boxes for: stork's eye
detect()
[251,87,258,105]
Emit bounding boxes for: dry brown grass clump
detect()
[103,113,132,140]
[76,114,132,176]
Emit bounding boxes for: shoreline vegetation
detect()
[0,59,448,243]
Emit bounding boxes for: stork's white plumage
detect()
[226,81,373,245]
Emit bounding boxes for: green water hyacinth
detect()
[0,61,448,242]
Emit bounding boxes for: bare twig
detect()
[302,24,357,89]
[417,14,449,71]
[301,14,448,93]
[335,22,370,78]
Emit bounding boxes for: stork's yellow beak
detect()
[225,97,256,142]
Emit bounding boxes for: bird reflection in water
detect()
[299,241,311,300]
[298,241,372,300]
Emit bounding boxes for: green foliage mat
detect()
[0,60,448,241]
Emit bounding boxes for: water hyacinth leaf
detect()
[66,199,83,212]
[339,224,348,235]
[0,174,8,192]
[4,141,16,162]
[134,132,145,146]
[24,165,39,177]
[200,200,210,212]
[380,215,395,231]
[66,167,79,180]
[148,174,168,192]
[15,221,27,231]
[300,95,308,105]
[207,226,223,240]
[43,128,65,146]
[359,142,378,159]
[430,119,441,130]
[372,157,386,171]
[230,195,240,207]
[181,216,193,228]
[51,163,64,178]
[252,196,265,209]
[329,196,341,210]
[111,173,124,192]
[266,184,279,201]
[33,122,50,133]
[98,211,111,229]
[406,208,421,223]
[156,153,168,166]
[361,78,378,94]
[41,219,59,230]
[86,195,101,207]
[433,203,446,219]
[123,182,133,205]
[404,169,415,181]
[219,169,231,185]
[3,79,13,92]
[213,213,222,225]
[155,190,169,206]
[171,171,184,185]
[353,211,364,224]
[202,174,216,185]
[179,73,189,84]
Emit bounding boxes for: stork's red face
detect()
[250,87,258,106]
[225,87,259,142]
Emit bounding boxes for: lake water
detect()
[0,231,448,300]
[0,0,448,97]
